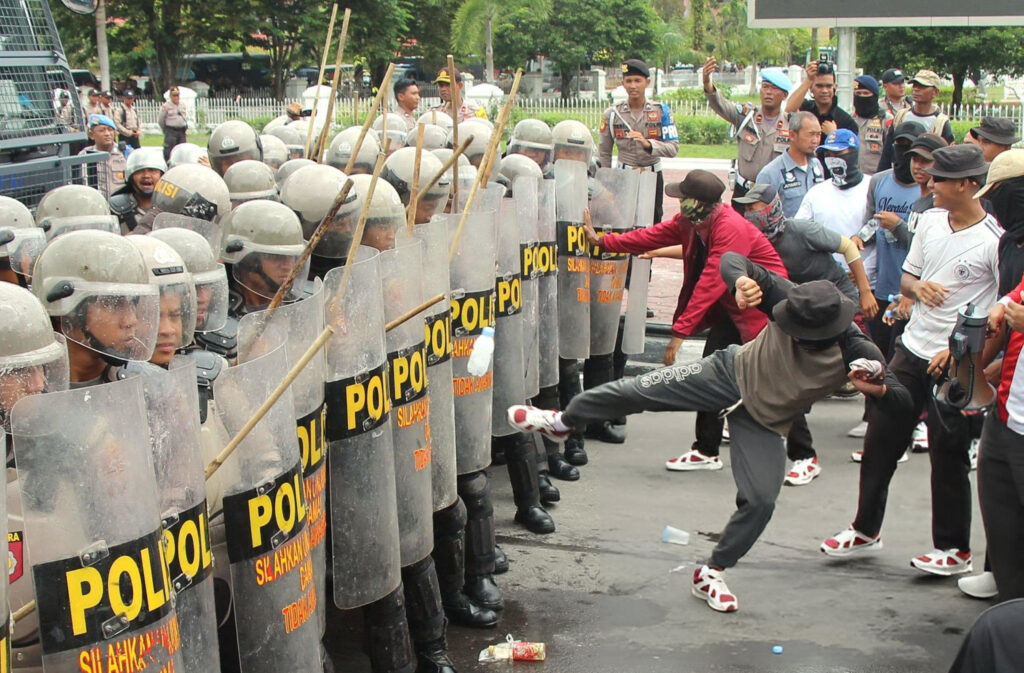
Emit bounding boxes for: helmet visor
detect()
[59,284,161,361]
[0,335,69,430]
[211,149,261,177]
[152,213,223,257]
[6,228,46,279]
[39,215,119,241]
[153,280,198,357]
[508,142,553,170]
[233,247,310,302]
[193,265,230,333]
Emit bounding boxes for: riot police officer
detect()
[34,184,119,241]
[507,119,554,175]
[279,163,362,279]
[326,126,381,175]
[224,159,279,207]
[207,120,264,177]
[109,147,167,233]
[139,162,233,233]
[0,196,38,286]
[260,133,290,170]
[382,148,451,225]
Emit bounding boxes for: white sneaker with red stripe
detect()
[910,549,973,576]
[665,449,724,471]
[506,405,571,442]
[784,457,821,486]
[691,565,738,613]
[820,527,883,557]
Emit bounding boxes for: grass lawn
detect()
[677,143,737,160]
[141,134,209,148]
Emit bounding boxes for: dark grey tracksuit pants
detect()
[562,346,788,570]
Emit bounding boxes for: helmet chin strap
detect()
[82,329,129,368]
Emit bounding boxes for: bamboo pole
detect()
[303,3,338,158]
[447,55,460,212]
[343,62,396,174]
[312,8,352,162]
[406,123,425,232]
[417,135,473,198]
[385,293,445,332]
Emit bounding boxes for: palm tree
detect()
[452,0,548,82]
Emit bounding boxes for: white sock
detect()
[551,412,570,433]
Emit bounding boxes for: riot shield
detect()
[10,378,185,673]
[213,342,322,673]
[514,176,541,400]
[459,182,505,216]
[140,361,219,673]
[444,210,497,474]
[621,171,659,354]
[554,159,590,359]
[153,212,224,257]
[380,240,433,567]
[491,198,526,437]
[237,278,328,635]
[323,248,401,608]
[536,179,559,388]
[0,431,8,673]
[408,221,458,512]
[589,168,639,356]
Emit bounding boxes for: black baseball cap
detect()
[881,68,905,84]
[906,133,948,161]
[733,183,778,205]
[893,121,927,142]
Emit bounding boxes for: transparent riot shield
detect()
[380,239,433,567]
[11,379,185,673]
[408,220,458,512]
[491,198,526,436]
[153,212,224,256]
[0,430,8,673]
[536,179,559,388]
[140,361,219,673]
[237,278,328,635]
[458,182,504,216]
[323,248,401,608]
[213,342,322,673]
[589,167,639,356]
[444,210,497,474]
[514,176,541,400]
[622,171,659,354]
[554,159,589,359]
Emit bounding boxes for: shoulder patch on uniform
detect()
[8,530,23,583]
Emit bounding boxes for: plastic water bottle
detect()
[857,218,880,243]
[888,293,902,303]
[466,326,495,376]
[885,293,903,321]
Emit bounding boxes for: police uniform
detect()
[430,99,487,122]
[855,111,891,175]
[398,108,418,130]
[77,142,127,198]
[598,60,678,224]
[705,70,791,204]
[755,151,824,218]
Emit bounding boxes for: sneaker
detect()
[958,571,998,599]
[969,438,980,471]
[910,549,973,576]
[847,421,869,438]
[851,449,908,463]
[784,457,821,486]
[691,566,738,612]
[506,406,570,442]
[665,449,724,472]
[721,420,730,443]
[820,527,883,557]
[911,422,928,452]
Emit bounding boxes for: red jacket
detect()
[997,276,1024,431]
[600,203,788,342]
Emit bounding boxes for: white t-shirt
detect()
[901,209,1003,360]
[795,179,874,282]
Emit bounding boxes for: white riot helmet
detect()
[449,119,492,167]
[152,164,231,223]
[0,283,69,429]
[267,125,305,159]
[508,118,554,170]
[260,134,289,170]
[168,142,208,168]
[149,227,229,334]
[372,113,409,152]
[224,160,279,206]
[35,184,119,240]
[279,164,362,258]
[498,153,543,195]
[32,230,160,362]
[127,236,198,361]
[207,120,263,176]
[326,127,380,175]
[0,196,39,278]
[417,111,454,131]
[404,123,448,152]
[552,119,595,165]
[349,174,404,252]
[276,158,316,187]
[220,200,309,302]
[382,147,451,224]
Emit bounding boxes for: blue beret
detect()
[854,75,880,96]
[760,68,792,93]
[88,114,117,130]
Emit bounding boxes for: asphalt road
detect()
[326,337,990,673]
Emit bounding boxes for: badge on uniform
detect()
[8,531,23,582]
[741,131,757,144]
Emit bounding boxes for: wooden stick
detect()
[304,3,338,158]
[343,62,396,174]
[447,55,460,212]
[406,123,425,232]
[265,178,355,313]
[448,70,522,261]
[385,293,445,332]
[313,7,352,162]
[13,600,34,624]
[205,326,335,480]
[418,134,473,198]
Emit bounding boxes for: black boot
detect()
[585,420,626,444]
[459,471,504,611]
[490,439,507,465]
[542,435,579,481]
[493,545,509,574]
[506,433,555,534]
[537,472,560,504]
[431,500,499,629]
[363,585,417,673]
[402,557,459,673]
[564,433,588,466]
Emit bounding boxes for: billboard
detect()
[747,0,1024,27]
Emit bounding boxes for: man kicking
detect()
[508,252,912,612]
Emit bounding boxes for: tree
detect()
[452,0,549,81]
[491,6,548,72]
[344,0,414,84]
[243,0,331,100]
[858,27,1024,107]
[651,17,688,73]
[689,0,708,52]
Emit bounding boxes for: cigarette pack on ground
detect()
[479,634,547,662]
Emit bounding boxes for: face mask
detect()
[744,196,786,240]
[680,198,715,225]
[853,94,879,119]
[824,152,863,189]
[892,143,914,184]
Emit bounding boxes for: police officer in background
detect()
[598,58,678,225]
[851,75,891,175]
[703,56,792,209]
[432,66,488,122]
